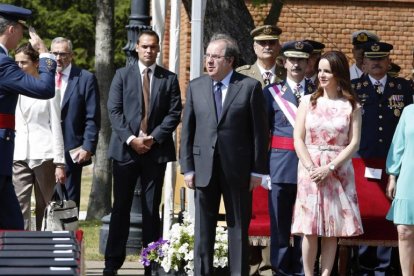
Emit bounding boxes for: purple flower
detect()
[140,238,169,267]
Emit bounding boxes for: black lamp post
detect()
[99,0,151,255]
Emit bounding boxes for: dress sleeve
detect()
[386,108,407,176]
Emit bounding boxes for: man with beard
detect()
[263,41,313,276]
[349,30,379,80]
[352,41,413,275]
[237,25,283,87]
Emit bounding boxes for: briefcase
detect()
[41,183,79,231]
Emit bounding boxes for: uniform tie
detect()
[374,80,383,95]
[293,83,302,102]
[214,82,223,119]
[263,71,273,85]
[140,67,151,134]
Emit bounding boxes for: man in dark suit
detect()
[263,41,313,276]
[0,4,56,229]
[50,37,100,209]
[180,33,269,276]
[105,30,182,276]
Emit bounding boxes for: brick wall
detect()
[247,0,414,78]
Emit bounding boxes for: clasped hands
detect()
[130,136,154,155]
[308,165,331,185]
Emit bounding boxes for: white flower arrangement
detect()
[140,211,228,275]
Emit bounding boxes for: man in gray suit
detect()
[105,30,182,276]
[180,33,269,276]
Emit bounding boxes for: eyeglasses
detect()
[204,54,226,60]
[51,52,71,58]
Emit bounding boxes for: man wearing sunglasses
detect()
[50,37,100,210]
[237,25,284,88]
[0,4,56,230]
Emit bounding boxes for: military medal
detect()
[389,82,395,88]
[363,81,369,87]
[394,109,400,117]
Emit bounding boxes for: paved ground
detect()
[85,261,144,275]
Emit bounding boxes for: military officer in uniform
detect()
[263,41,314,276]
[303,39,325,88]
[237,25,283,88]
[0,4,56,229]
[352,41,413,275]
[350,30,380,80]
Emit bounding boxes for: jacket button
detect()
[379,127,383,131]
[379,139,383,143]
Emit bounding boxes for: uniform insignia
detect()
[357,82,362,89]
[394,109,400,117]
[356,32,368,43]
[281,85,287,93]
[263,26,272,35]
[363,81,368,87]
[45,58,54,71]
[389,82,395,88]
[351,83,355,89]
[397,83,402,90]
[307,84,313,93]
[371,44,380,52]
[295,41,304,50]
[236,65,251,72]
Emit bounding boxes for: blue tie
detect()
[214,82,223,119]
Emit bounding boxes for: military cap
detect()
[362,41,393,58]
[388,62,401,77]
[351,30,380,45]
[303,40,325,54]
[281,41,313,59]
[0,4,32,27]
[251,25,282,41]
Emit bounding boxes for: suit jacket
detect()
[14,95,65,164]
[263,79,314,184]
[60,65,100,157]
[352,74,413,158]
[0,49,56,176]
[107,64,182,163]
[180,71,269,187]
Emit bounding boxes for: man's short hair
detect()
[137,29,160,44]
[51,37,74,52]
[0,17,16,35]
[209,33,240,68]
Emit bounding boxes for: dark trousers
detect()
[105,158,166,275]
[357,246,397,276]
[194,158,252,276]
[269,183,303,276]
[0,175,24,230]
[64,151,83,209]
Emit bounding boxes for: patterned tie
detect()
[293,83,302,102]
[214,82,223,119]
[263,72,273,85]
[140,67,151,134]
[374,80,383,96]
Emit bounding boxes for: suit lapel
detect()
[149,65,163,118]
[219,73,242,123]
[129,65,142,132]
[281,82,298,106]
[62,67,79,108]
[199,76,217,122]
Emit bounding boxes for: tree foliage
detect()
[6,0,130,71]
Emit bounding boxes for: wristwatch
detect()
[329,163,336,171]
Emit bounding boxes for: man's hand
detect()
[184,173,195,190]
[249,175,262,191]
[77,148,92,164]
[130,137,151,154]
[28,27,48,54]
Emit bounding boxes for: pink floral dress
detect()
[291,95,363,237]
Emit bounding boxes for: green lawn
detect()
[80,166,139,261]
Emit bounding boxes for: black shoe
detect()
[103,268,118,275]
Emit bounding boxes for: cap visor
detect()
[254,35,279,41]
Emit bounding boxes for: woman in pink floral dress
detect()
[291,51,364,276]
